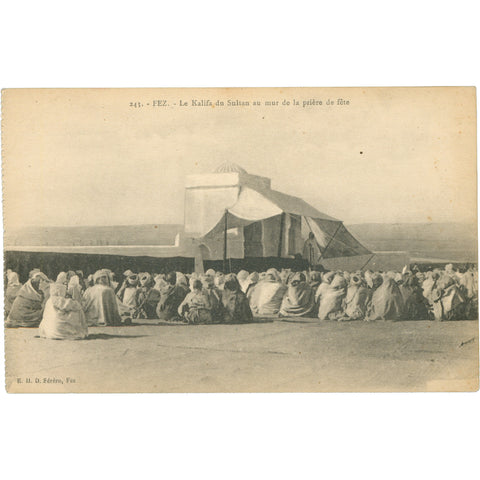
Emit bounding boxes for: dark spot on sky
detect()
[360,151,363,154]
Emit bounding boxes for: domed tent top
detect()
[214,162,247,174]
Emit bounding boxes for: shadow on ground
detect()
[133,318,276,326]
[86,333,148,340]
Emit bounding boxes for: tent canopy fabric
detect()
[260,188,338,221]
[228,187,283,221]
[306,218,371,258]
[199,186,371,259]
[228,186,338,222]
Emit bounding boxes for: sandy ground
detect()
[5,319,479,393]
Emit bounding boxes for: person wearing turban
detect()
[134,272,160,319]
[82,270,122,326]
[156,271,189,321]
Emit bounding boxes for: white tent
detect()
[196,185,371,261]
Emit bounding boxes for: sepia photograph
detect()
[2,87,478,392]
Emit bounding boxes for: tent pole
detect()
[277,212,285,257]
[223,209,228,273]
[318,222,343,261]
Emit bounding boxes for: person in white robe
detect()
[237,270,249,293]
[279,272,316,317]
[117,272,139,309]
[366,275,405,321]
[6,272,50,328]
[214,272,225,291]
[5,271,22,317]
[343,274,370,320]
[39,272,88,340]
[315,271,335,304]
[244,272,260,300]
[249,268,287,317]
[82,270,122,326]
[178,279,213,324]
[431,274,466,321]
[317,274,348,321]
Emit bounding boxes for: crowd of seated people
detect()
[4,263,478,339]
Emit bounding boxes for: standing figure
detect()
[302,232,321,267]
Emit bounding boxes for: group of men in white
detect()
[4,262,478,340]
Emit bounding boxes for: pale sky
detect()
[3,87,477,229]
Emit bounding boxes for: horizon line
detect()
[5,220,477,230]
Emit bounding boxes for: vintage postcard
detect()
[2,87,478,393]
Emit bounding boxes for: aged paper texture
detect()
[2,87,478,392]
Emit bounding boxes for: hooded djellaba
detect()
[6,272,50,328]
[177,279,213,324]
[249,268,287,317]
[5,271,22,318]
[343,273,371,320]
[176,272,190,292]
[399,272,430,320]
[134,272,161,319]
[308,271,322,292]
[202,273,224,322]
[430,274,466,321]
[457,266,478,320]
[422,270,441,305]
[39,272,88,340]
[214,271,226,291]
[237,270,250,293]
[279,272,316,317]
[317,273,348,321]
[315,271,335,305]
[117,270,139,310]
[244,272,260,300]
[221,276,253,324]
[156,271,189,321]
[83,269,123,326]
[366,274,405,321]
